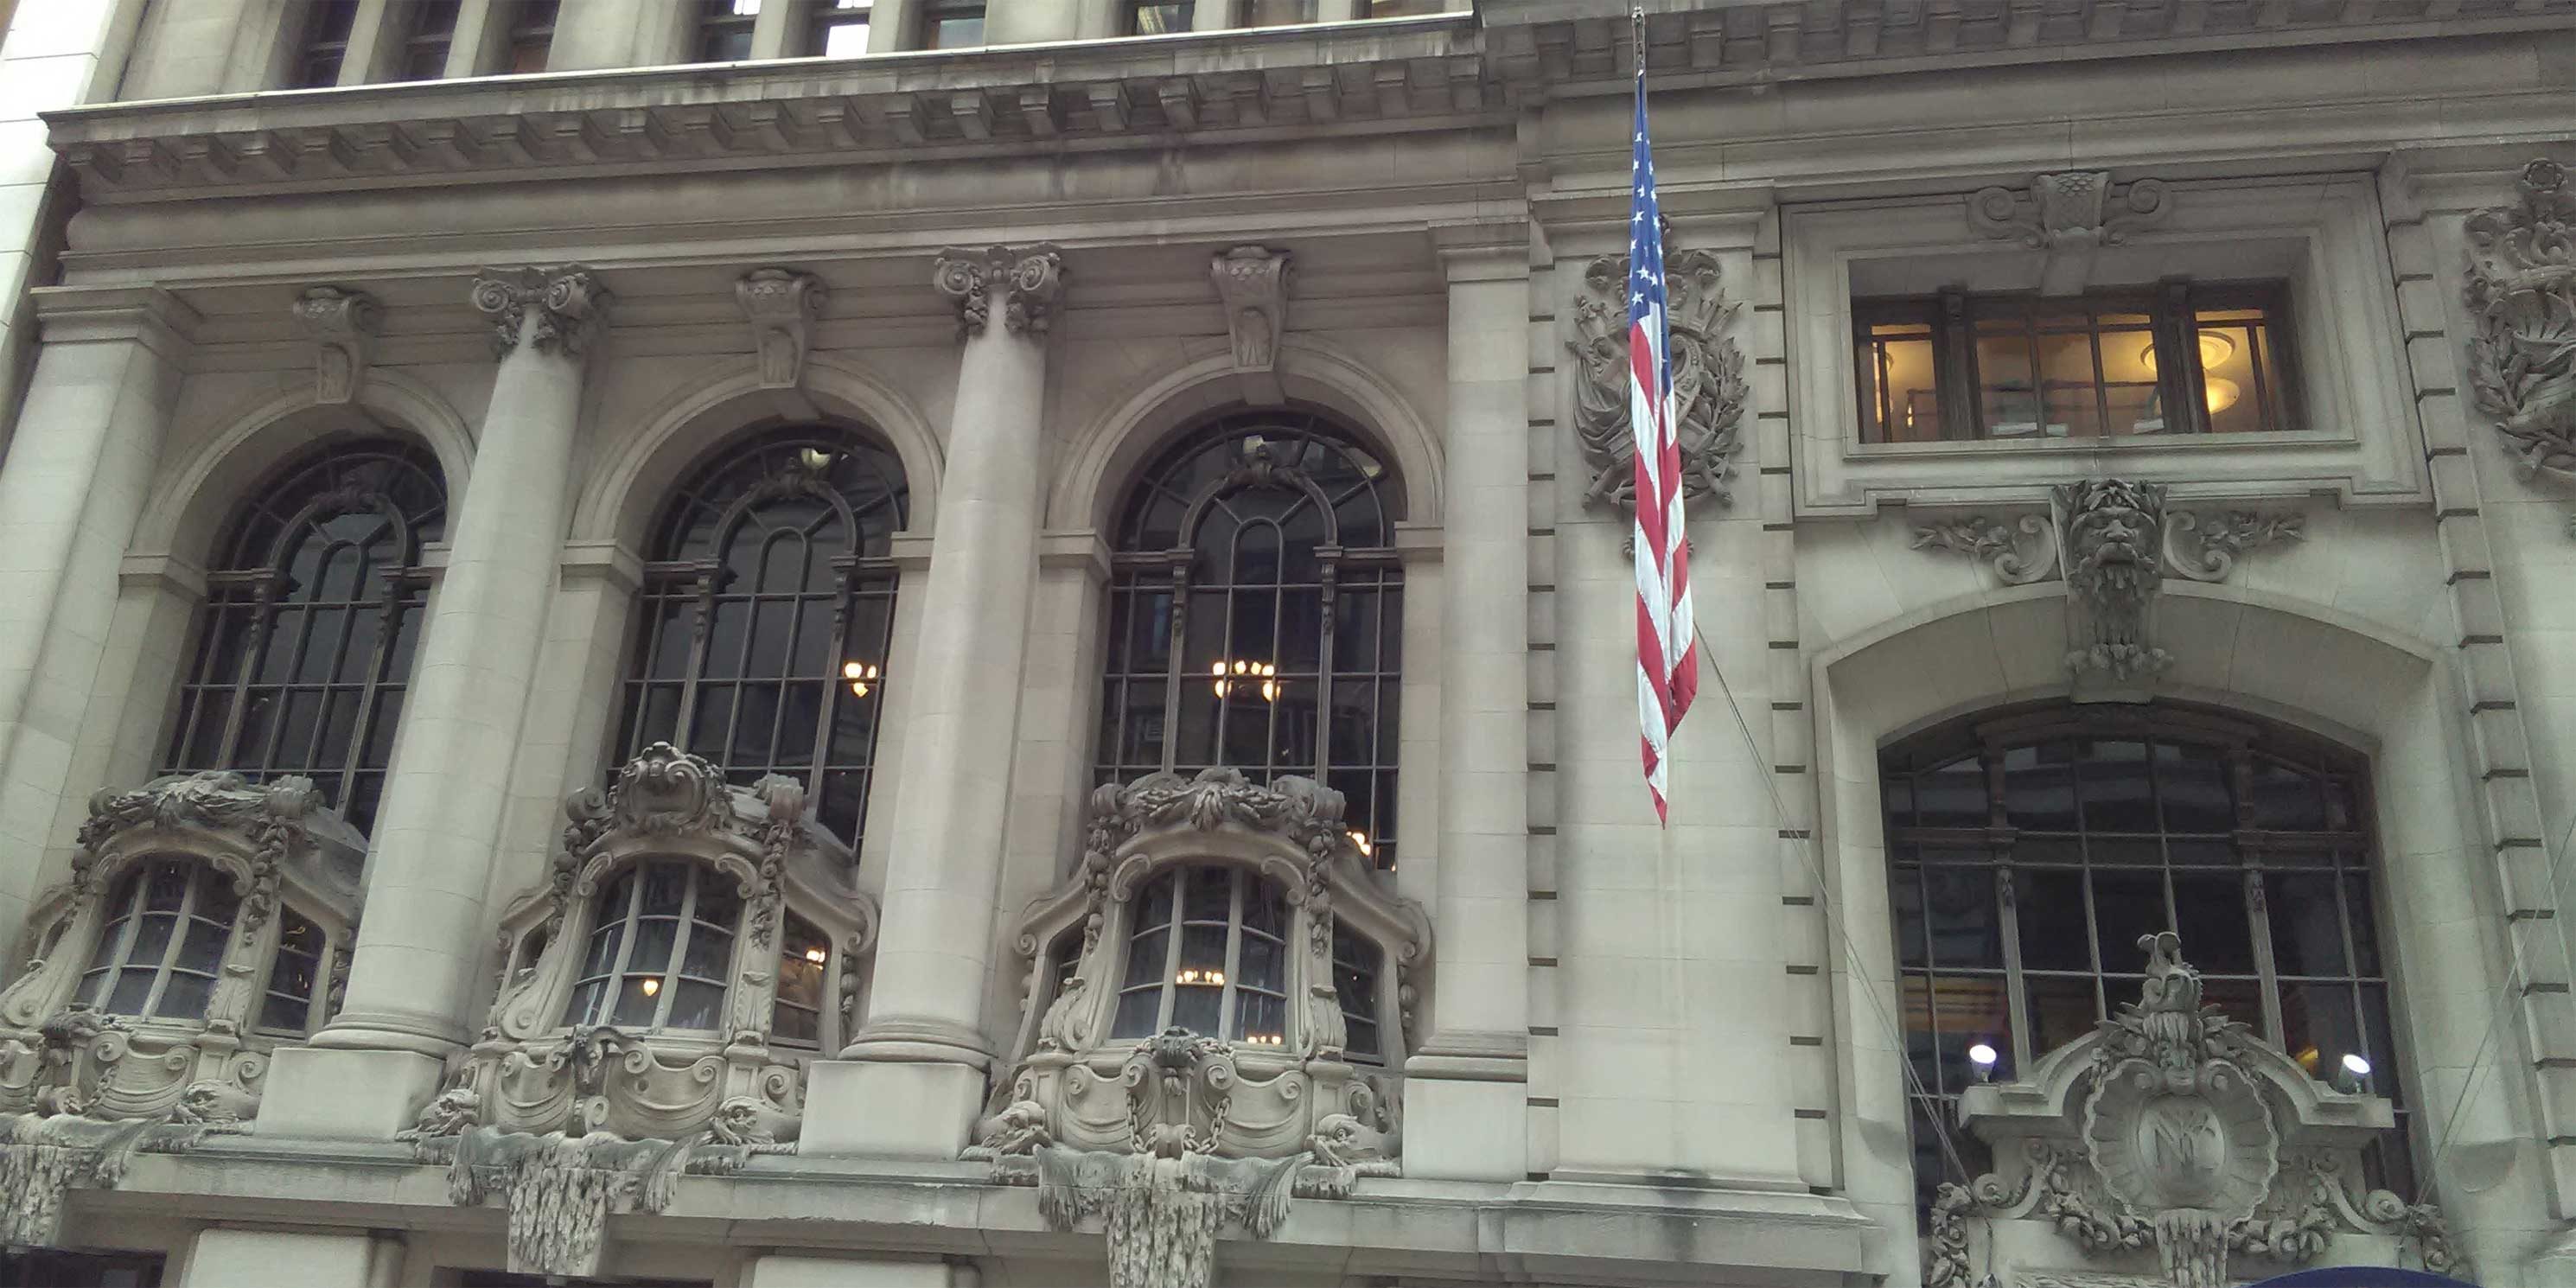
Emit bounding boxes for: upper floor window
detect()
[564,859,741,1033]
[506,0,559,72]
[807,0,873,54]
[1094,411,1405,868]
[923,0,984,47]
[161,440,447,833]
[1245,0,1315,24]
[1882,705,2409,1215]
[612,426,908,846]
[1109,864,1291,1045]
[1855,281,2299,444]
[698,0,761,61]
[1128,1,1192,33]
[74,861,239,1023]
[399,0,462,80]
[290,0,360,86]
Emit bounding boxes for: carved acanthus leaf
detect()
[2463,156,2576,532]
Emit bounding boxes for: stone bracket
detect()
[1211,245,1291,405]
[289,286,380,405]
[1967,171,2172,296]
[736,268,827,389]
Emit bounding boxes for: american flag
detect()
[1627,40,1697,826]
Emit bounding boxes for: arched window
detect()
[73,860,239,1023]
[1095,411,1405,867]
[1881,704,2410,1213]
[161,440,447,832]
[612,425,909,846]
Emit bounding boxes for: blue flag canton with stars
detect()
[1628,82,1668,403]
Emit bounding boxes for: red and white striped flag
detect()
[1625,26,1697,825]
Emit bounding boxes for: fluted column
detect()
[256,267,608,1141]
[803,245,1062,1158]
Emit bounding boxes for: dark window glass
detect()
[162,441,444,834]
[290,0,360,87]
[1095,411,1404,868]
[1368,0,1445,14]
[256,906,328,1033]
[698,0,760,61]
[1853,282,2299,443]
[773,912,832,1046]
[613,427,908,847]
[1246,0,1317,23]
[399,0,462,80]
[0,1249,164,1287]
[1882,705,2405,1217]
[507,0,559,72]
[1129,1,1192,33]
[925,0,984,47]
[564,860,740,1033]
[1331,921,1383,1060]
[1109,865,1291,1046]
[76,860,241,1023]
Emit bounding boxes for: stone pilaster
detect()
[257,266,609,1141]
[803,245,1063,1159]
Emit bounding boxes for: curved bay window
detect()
[613,426,908,846]
[161,440,447,833]
[1095,411,1404,867]
[563,859,743,1034]
[1109,864,1291,1045]
[74,860,241,1023]
[1882,704,2409,1213]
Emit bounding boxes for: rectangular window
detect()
[697,0,761,61]
[1245,0,1316,24]
[1852,281,2300,444]
[290,0,360,87]
[1128,1,1192,33]
[807,0,873,54]
[399,0,462,80]
[924,0,985,47]
[507,0,559,72]
[1368,0,1445,14]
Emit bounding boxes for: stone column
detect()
[804,245,1063,1158]
[0,287,194,968]
[257,267,608,1141]
[1403,239,1532,1181]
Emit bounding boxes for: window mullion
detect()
[671,567,720,747]
[138,870,201,1018]
[809,571,857,799]
[1157,874,1185,1031]
[1313,561,1338,780]
[601,871,647,1025]
[2248,869,2286,1045]
[1217,873,1245,1041]
[1158,564,1188,774]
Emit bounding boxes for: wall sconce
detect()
[843,660,881,698]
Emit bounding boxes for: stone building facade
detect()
[0,0,2570,1285]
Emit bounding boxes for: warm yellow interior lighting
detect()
[843,660,880,698]
[1174,968,1227,986]
[640,978,661,997]
[2139,333,2243,415]
[804,947,828,964]
[1348,830,1372,858]
[1211,660,1278,702]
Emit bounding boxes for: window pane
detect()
[1112,988,1160,1038]
[130,914,176,966]
[2279,981,2362,1085]
[105,968,156,1015]
[1239,934,1281,992]
[611,977,660,1027]
[2077,740,2155,831]
[1913,757,1986,827]
[2012,868,2089,972]
[1234,991,1285,1045]
[628,918,679,975]
[1922,866,2001,969]
[156,972,214,1021]
[2170,875,2255,975]
[1131,2,1192,32]
[175,916,230,974]
[1171,979,1220,1034]
[2089,871,2165,973]
[682,925,735,981]
[1122,928,1168,990]
[2023,974,2097,1056]
[1247,0,1316,23]
[668,980,725,1030]
[2265,872,2348,976]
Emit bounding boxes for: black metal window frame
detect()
[611,424,909,848]
[74,860,241,1024]
[399,0,462,80]
[160,440,447,834]
[1110,864,1291,1046]
[290,0,360,87]
[505,0,559,72]
[1126,0,1193,34]
[1881,702,2412,1216]
[696,0,762,61]
[1094,410,1405,869]
[563,859,743,1033]
[1853,278,2301,443]
[922,0,985,47]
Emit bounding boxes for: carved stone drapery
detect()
[736,268,827,389]
[417,1124,772,1280]
[1911,478,2303,684]
[1565,227,1746,523]
[1925,934,2463,1288]
[288,285,379,404]
[471,265,610,358]
[2464,156,2576,533]
[1969,171,2173,296]
[934,244,1066,337]
[0,1113,231,1247]
[1211,246,1291,404]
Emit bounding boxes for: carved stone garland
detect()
[1914,478,2302,684]
[974,768,1426,1288]
[1924,934,2464,1288]
[1565,224,1747,524]
[2463,156,2576,535]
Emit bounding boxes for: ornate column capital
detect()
[736,268,828,389]
[290,285,380,405]
[933,245,1065,339]
[471,265,610,360]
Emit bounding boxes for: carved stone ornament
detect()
[471,265,610,359]
[1912,478,2302,684]
[1211,246,1291,404]
[446,745,874,1150]
[2464,156,2576,533]
[1925,934,2464,1288]
[736,268,827,390]
[0,1112,233,1247]
[934,244,1066,338]
[1565,224,1747,525]
[1970,171,2173,296]
[0,771,366,1131]
[972,769,1425,1288]
[288,285,379,405]
[416,1122,773,1280]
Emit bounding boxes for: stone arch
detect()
[1048,335,1444,536]
[574,356,941,554]
[132,370,474,562]
[1808,582,2530,1278]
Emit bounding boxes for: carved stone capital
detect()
[288,286,379,405]
[471,265,610,360]
[1969,172,2172,295]
[1211,245,1291,404]
[2464,156,2576,533]
[934,245,1065,338]
[736,268,827,389]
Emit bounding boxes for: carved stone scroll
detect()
[934,245,1066,338]
[1565,226,1746,526]
[1969,172,2172,296]
[2464,156,2576,534]
[736,268,827,389]
[471,265,610,359]
[1211,246,1291,405]
[289,286,379,405]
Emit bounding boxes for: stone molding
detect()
[1565,223,1746,526]
[2462,156,2576,532]
[287,285,380,405]
[735,268,827,389]
[933,245,1065,337]
[1967,171,2171,295]
[1927,933,2462,1288]
[1912,478,2301,684]
[1210,245,1291,404]
[471,265,610,359]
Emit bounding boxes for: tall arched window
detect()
[1881,704,2410,1214]
[1094,410,1405,867]
[612,425,908,846]
[161,439,448,831]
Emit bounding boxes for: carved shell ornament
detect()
[2464,157,2576,533]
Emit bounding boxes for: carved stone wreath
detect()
[2464,157,2576,534]
[1565,226,1747,523]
